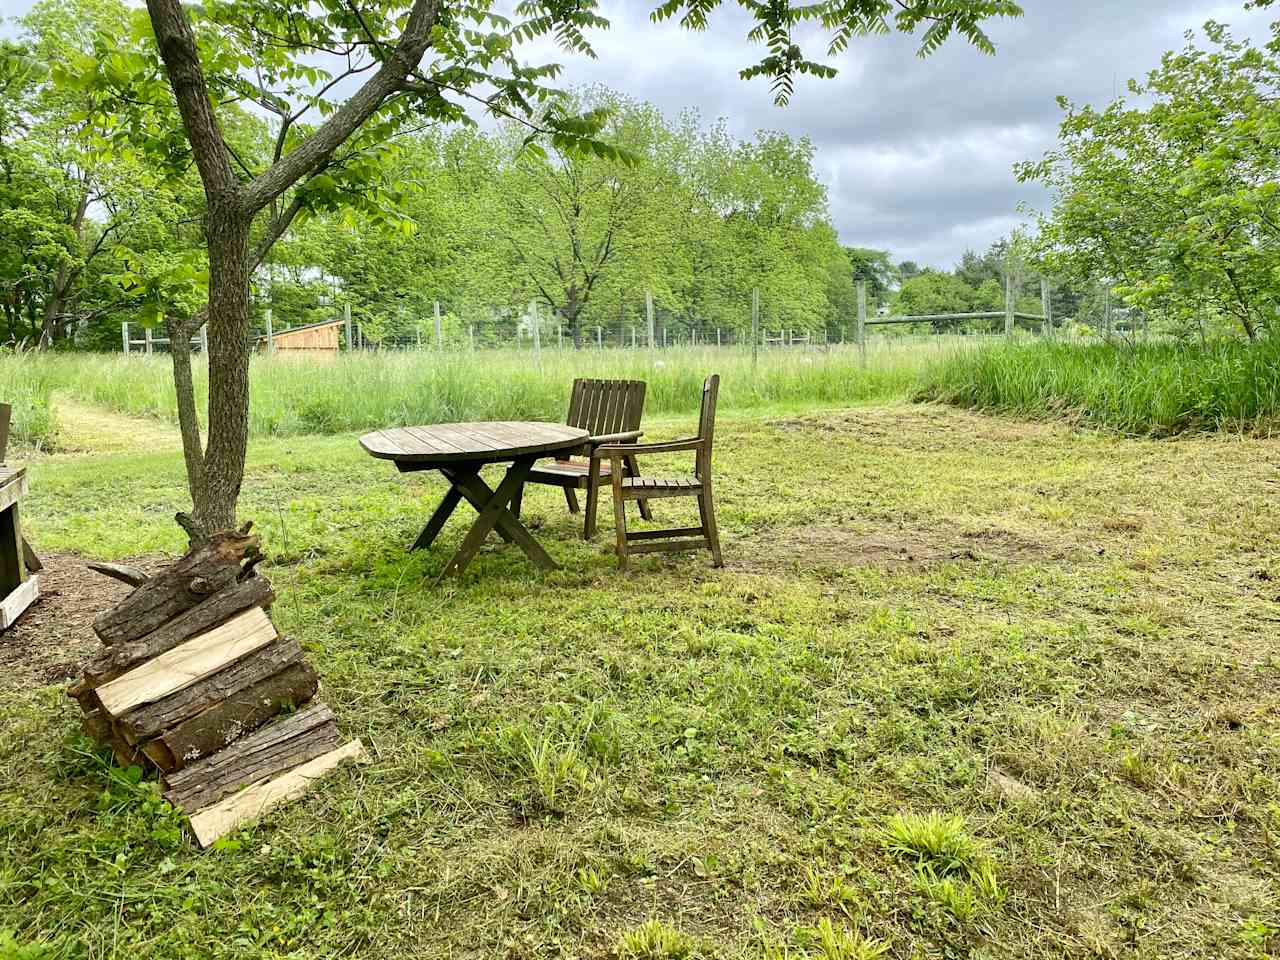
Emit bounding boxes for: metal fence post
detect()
[200,324,208,356]
[343,303,352,351]
[265,308,273,354]
[122,321,130,356]
[434,300,443,349]
[144,325,153,355]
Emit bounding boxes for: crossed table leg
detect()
[409,456,557,578]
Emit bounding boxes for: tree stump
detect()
[70,530,366,847]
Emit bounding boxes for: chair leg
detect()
[584,459,601,540]
[611,465,628,571]
[564,486,580,514]
[624,454,653,521]
[698,482,723,568]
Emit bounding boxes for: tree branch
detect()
[241,0,442,213]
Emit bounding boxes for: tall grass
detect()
[915,337,1280,436]
[0,355,58,449]
[4,340,950,438]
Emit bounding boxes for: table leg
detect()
[439,458,557,577]
[440,467,515,543]
[411,484,464,551]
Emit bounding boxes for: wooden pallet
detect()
[0,465,38,630]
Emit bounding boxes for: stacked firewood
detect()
[68,527,364,847]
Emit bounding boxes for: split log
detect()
[163,703,339,811]
[73,575,275,696]
[117,635,305,743]
[93,529,261,645]
[140,660,319,773]
[82,709,146,767]
[187,740,368,848]
[95,607,277,717]
[86,562,148,587]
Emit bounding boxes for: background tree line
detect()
[0,0,858,351]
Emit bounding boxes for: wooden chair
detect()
[595,374,722,571]
[520,379,653,539]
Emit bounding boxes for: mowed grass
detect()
[3,397,1280,958]
[915,337,1280,437]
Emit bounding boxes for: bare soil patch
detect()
[735,522,1065,574]
[0,552,163,692]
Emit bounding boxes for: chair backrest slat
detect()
[696,375,719,477]
[566,379,647,439]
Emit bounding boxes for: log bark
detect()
[163,703,338,811]
[82,709,146,768]
[73,575,274,694]
[93,530,261,645]
[140,660,319,773]
[117,635,304,743]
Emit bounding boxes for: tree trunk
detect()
[168,313,207,512]
[40,188,91,348]
[197,203,253,534]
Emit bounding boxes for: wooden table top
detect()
[360,422,589,465]
[0,464,25,490]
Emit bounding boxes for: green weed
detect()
[615,919,697,959]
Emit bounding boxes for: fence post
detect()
[121,321,130,356]
[630,325,636,348]
[200,323,208,356]
[856,281,866,368]
[557,324,563,349]
[1103,285,1112,341]
[343,303,352,351]
[469,324,475,350]
[532,303,542,363]
[1040,277,1052,339]
[144,325,153,355]
[751,288,761,374]
[433,300,443,349]
[645,290,655,351]
[1004,274,1014,338]
[264,308,273,354]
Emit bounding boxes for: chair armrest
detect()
[585,430,643,446]
[593,437,703,458]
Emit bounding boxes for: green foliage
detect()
[1018,19,1280,340]
[916,337,1280,435]
[652,0,1022,105]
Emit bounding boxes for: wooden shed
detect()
[256,318,344,356]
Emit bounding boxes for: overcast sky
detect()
[544,0,1276,267]
[5,0,1275,267]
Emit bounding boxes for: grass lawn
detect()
[3,396,1279,958]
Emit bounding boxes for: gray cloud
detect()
[545,0,1277,266]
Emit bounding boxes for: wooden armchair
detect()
[595,374,722,570]
[520,379,653,539]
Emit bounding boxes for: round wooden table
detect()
[360,422,590,578]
